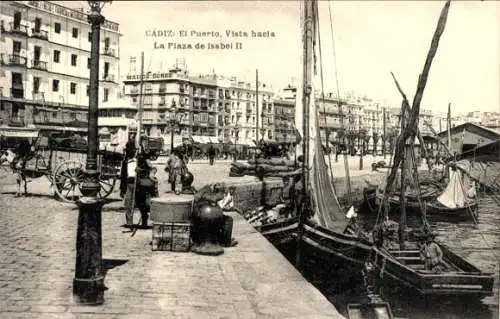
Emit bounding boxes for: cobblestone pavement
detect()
[0,162,343,319]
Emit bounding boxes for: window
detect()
[86,85,90,96]
[71,54,77,66]
[70,82,76,94]
[53,50,60,63]
[34,17,41,32]
[143,95,152,105]
[54,22,61,34]
[87,58,91,69]
[103,88,109,102]
[104,37,110,50]
[72,28,78,38]
[88,32,91,42]
[13,11,21,28]
[104,62,109,76]
[13,41,21,54]
[52,79,59,92]
[33,77,40,93]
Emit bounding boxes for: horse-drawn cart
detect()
[0,128,123,202]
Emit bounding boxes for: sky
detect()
[57,1,499,115]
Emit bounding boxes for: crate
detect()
[150,194,193,223]
[152,222,192,252]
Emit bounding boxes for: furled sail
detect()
[293,0,348,232]
[437,161,471,208]
[309,106,349,232]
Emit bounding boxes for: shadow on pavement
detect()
[1,191,56,200]
[102,258,128,277]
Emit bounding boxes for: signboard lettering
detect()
[26,1,119,32]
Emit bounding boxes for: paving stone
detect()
[0,163,344,318]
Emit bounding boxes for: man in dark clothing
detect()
[11,139,32,170]
[124,141,155,228]
[119,134,136,198]
[208,143,216,165]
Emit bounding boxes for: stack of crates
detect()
[150,194,194,252]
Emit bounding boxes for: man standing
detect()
[165,147,186,195]
[119,133,136,198]
[124,142,156,228]
[208,142,216,165]
[420,233,443,272]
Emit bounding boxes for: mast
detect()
[256,69,259,143]
[447,102,452,151]
[135,52,145,148]
[130,52,145,236]
[382,106,387,159]
[295,0,315,269]
[399,105,407,249]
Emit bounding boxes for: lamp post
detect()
[168,105,180,152]
[233,123,240,162]
[73,0,109,305]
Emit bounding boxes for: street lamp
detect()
[167,105,180,152]
[73,0,110,305]
[233,123,240,161]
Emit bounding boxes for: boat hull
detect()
[362,188,479,223]
[371,246,494,299]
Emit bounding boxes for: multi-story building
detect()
[0,1,120,134]
[122,63,274,148]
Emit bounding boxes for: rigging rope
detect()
[327,0,352,204]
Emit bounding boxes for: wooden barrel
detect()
[150,194,194,223]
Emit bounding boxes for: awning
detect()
[0,126,39,138]
[35,125,87,133]
[99,127,110,135]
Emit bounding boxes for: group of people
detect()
[119,133,195,229]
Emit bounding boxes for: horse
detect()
[0,149,46,197]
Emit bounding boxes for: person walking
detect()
[165,147,186,195]
[208,142,216,165]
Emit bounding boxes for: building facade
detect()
[0,1,120,134]
[122,64,274,148]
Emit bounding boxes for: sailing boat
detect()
[368,0,493,298]
[364,104,479,223]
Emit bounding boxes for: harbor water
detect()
[275,194,499,319]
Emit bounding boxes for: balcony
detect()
[158,87,167,94]
[10,87,25,99]
[32,92,45,101]
[31,59,47,71]
[7,23,28,36]
[103,47,116,57]
[31,28,48,40]
[3,54,27,67]
[130,88,139,95]
[102,74,115,82]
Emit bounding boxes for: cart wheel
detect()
[98,165,117,199]
[53,160,85,203]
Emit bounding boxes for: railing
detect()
[10,88,24,99]
[130,88,139,94]
[31,28,48,40]
[8,23,28,35]
[32,92,45,101]
[31,60,47,70]
[8,54,27,66]
[158,87,166,94]
[103,47,116,57]
[102,74,115,82]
